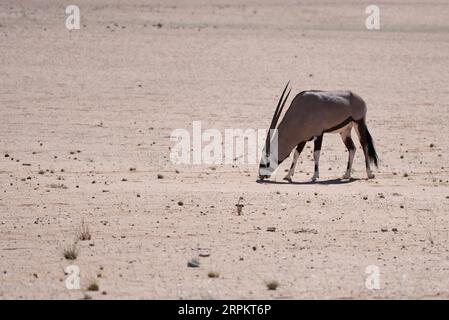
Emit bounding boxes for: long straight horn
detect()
[274,88,291,128]
[268,81,290,131]
[266,81,290,156]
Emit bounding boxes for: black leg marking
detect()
[312,135,323,181]
[343,136,355,170]
[296,141,306,154]
[314,135,323,152]
[355,119,375,178]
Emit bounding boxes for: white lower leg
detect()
[343,149,355,179]
[364,147,375,179]
[311,150,320,181]
[284,150,300,181]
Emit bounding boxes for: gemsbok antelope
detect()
[259,82,378,182]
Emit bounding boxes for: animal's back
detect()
[276,90,368,149]
[288,90,366,122]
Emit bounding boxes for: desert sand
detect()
[1,0,449,299]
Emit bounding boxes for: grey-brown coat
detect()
[259,84,378,182]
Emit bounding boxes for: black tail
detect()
[365,126,378,167]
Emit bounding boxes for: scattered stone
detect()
[47,183,68,189]
[177,201,183,206]
[392,228,398,232]
[381,228,388,232]
[199,250,210,258]
[267,227,276,232]
[208,272,219,278]
[187,258,200,268]
[157,174,164,179]
[294,228,318,234]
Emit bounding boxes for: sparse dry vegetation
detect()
[266,280,279,290]
[63,244,79,260]
[76,219,91,241]
[87,280,99,291]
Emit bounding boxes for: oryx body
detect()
[259,84,378,182]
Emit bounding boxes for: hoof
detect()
[367,173,375,179]
[283,177,292,183]
[342,174,351,180]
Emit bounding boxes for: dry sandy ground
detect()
[1,0,449,299]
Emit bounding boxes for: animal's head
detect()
[259,82,291,180]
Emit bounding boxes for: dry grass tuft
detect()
[86,280,99,291]
[76,219,91,241]
[266,280,279,290]
[63,244,79,260]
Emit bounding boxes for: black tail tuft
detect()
[365,126,378,167]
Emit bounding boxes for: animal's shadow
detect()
[256,178,360,185]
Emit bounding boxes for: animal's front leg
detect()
[283,142,306,182]
[311,135,323,182]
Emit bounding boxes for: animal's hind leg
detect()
[355,120,375,179]
[311,135,323,182]
[340,127,356,179]
[283,141,306,183]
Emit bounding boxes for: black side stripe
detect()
[323,117,353,133]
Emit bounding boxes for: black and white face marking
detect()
[258,153,272,180]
